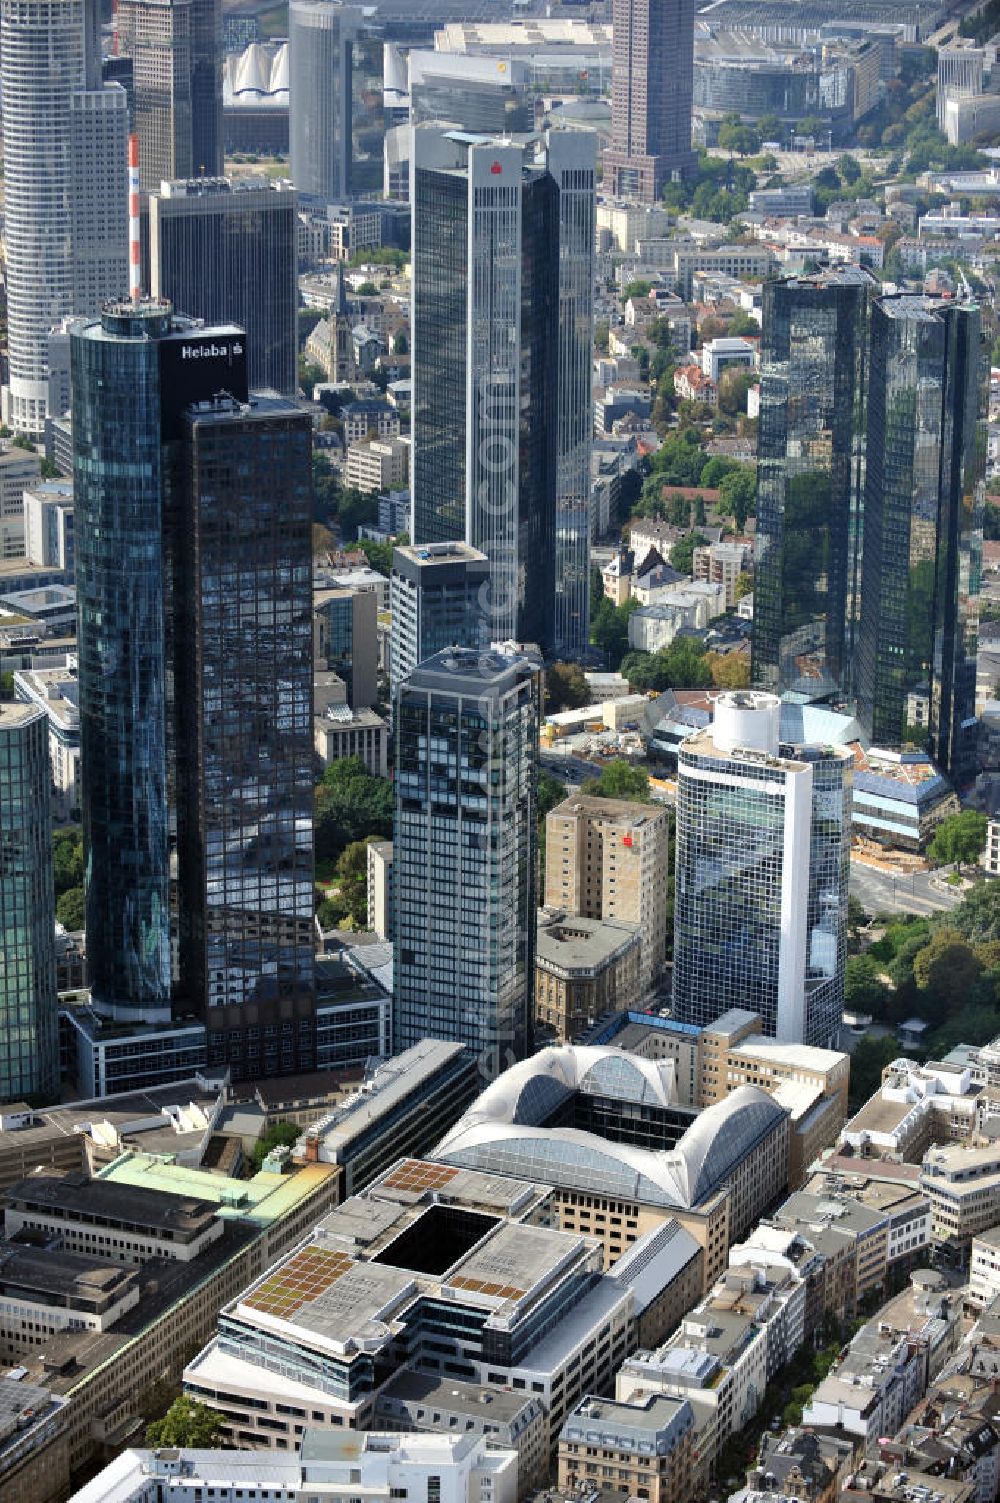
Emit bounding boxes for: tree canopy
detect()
[580,760,651,802]
[146,1397,223,1449]
[927,810,988,870]
[315,756,393,864]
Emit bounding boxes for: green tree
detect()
[0,673,14,701]
[844,954,889,1017]
[734,571,753,600]
[315,756,393,864]
[298,358,324,399]
[669,531,709,575]
[699,456,741,489]
[727,310,759,337]
[580,759,650,802]
[927,809,988,870]
[623,279,652,301]
[334,839,378,926]
[848,1036,901,1108]
[357,537,393,576]
[545,662,591,714]
[718,120,762,156]
[946,882,1000,947]
[912,928,983,1009]
[53,830,84,896]
[719,466,757,528]
[250,1120,301,1171]
[146,1397,224,1449]
[718,367,758,418]
[590,597,640,670]
[56,886,85,931]
[538,769,567,825]
[838,153,862,184]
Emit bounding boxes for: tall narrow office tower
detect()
[603,0,696,202]
[752,267,874,702]
[672,692,852,1048]
[389,542,491,698]
[72,302,316,1075]
[117,0,222,187]
[393,648,540,1077]
[856,295,984,782]
[0,0,127,435]
[0,705,59,1102]
[289,0,360,204]
[175,397,315,1079]
[149,177,298,394]
[411,127,595,655]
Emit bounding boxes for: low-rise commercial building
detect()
[557,1393,696,1503]
[375,1371,548,1492]
[970,1226,1000,1308]
[292,1041,480,1198]
[921,1143,1000,1249]
[534,910,642,1041]
[69,1431,518,1503]
[314,704,389,776]
[841,1056,982,1163]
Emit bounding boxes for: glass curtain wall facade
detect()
[856,296,985,781]
[0,705,59,1101]
[753,268,873,702]
[118,0,222,187]
[288,0,359,203]
[393,649,540,1079]
[149,179,298,397]
[176,398,316,1077]
[1,0,126,435]
[411,128,595,656]
[72,301,174,1021]
[672,696,851,1047]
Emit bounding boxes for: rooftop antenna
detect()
[128,133,141,304]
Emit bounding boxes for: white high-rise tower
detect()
[1,0,127,435]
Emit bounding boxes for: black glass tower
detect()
[149,177,298,396]
[856,296,985,782]
[753,267,873,702]
[72,301,316,1073]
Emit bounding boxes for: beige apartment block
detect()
[544,795,670,995]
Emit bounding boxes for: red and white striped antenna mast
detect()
[128,133,141,304]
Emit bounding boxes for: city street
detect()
[849,859,964,918]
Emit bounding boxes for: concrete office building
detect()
[937,46,985,129]
[0,450,41,560]
[0,0,127,435]
[544,794,670,994]
[366,840,392,939]
[71,1433,517,1503]
[535,909,642,1041]
[313,586,378,710]
[345,436,409,495]
[435,1047,790,1288]
[389,542,490,698]
[22,482,74,573]
[393,649,541,1075]
[117,0,223,187]
[411,127,595,655]
[12,663,81,819]
[288,0,360,203]
[149,177,298,395]
[72,303,316,1079]
[672,693,852,1047]
[293,1040,480,1197]
[0,705,59,1102]
[604,0,696,201]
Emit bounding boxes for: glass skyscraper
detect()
[411,127,595,656]
[389,542,491,699]
[0,704,59,1101]
[72,301,316,1074]
[117,0,223,187]
[753,267,874,702]
[672,692,851,1047]
[393,648,541,1079]
[856,295,985,782]
[288,0,359,204]
[176,397,316,1078]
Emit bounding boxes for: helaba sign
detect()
[179,340,244,361]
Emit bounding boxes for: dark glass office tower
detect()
[753,267,874,702]
[149,177,297,395]
[72,300,177,1021]
[0,705,59,1101]
[72,302,316,1071]
[856,296,985,781]
[393,648,540,1079]
[176,397,316,1077]
[411,127,595,655]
